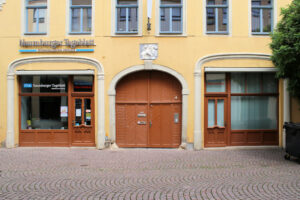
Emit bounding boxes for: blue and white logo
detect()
[23,83,33,88]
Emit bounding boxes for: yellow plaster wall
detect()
[291,98,300,123]
[0,0,293,147]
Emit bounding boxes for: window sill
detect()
[206,31,229,35]
[251,32,271,36]
[24,32,47,35]
[115,31,139,34]
[69,32,92,35]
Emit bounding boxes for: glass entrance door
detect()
[205,97,227,147]
[71,97,95,146]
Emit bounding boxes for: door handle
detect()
[149,121,152,127]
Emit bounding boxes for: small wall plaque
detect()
[140,44,158,60]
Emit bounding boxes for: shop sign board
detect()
[19,39,95,53]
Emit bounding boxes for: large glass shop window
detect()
[20,75,69,130]
[21,96,68,130]
[230,73,278,130]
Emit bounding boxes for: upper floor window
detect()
[251,0,273,34]
[160,0,182,34]
[25,0,47,34]
[206,0,228,34]
[70,0,92,34]
[116,0,138,33]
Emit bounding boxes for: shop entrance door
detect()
[116,71,182,148]
[205,97,228,147]
[71,97,95,146]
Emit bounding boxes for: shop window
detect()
[251,0,273,34]
[206,0,228,34]
[25,0,47,34]
[21,96,68,130]
[73,75,93,92]
[20,75,69,130]
[116,0,138,33]
[160,0,182,33]
[230,72,278,130]
[70,0,92,34]
[206,73,226,92]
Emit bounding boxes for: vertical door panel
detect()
[116,104,148,147]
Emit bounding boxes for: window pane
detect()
[84,99,92,125]
[207,0,227,5]
[206,8,215,31]
[206,73,226,92]
[117,8,127,31]
[27,8,37,32]
[161,0,181,5]
[262,73,277,93]
[208,100,215,127]
[252,0,272,6]
[217,99,224,127]
[71,8,81,32]
[247,73,261,93]
[172,7,181,32]
[117,0,137,5]
[218,8,227,31]
[72,0,91,6]
[21,76,68,93]
[231,73,245,93]
[27,0,47,6]
[252,8,260,32]
[160,7,170,32]
[75,99,82,126]
[262,9,272,32]
[231,96,277,130]
[21,96,68,130]
[128,7,138,32]
[82,8,92,32]
[38,8,47,32]
[73,76,93,92]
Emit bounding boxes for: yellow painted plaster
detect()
[0,0,293,147]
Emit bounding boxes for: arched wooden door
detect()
[116,71,182,148]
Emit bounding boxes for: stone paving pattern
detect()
[0,148,299,200]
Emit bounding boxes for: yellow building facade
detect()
[0,0,296,149]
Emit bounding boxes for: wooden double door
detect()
[116,71,182,148]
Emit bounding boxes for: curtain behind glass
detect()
[231,96,277,130]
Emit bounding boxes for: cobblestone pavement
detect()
[0,148,299,200]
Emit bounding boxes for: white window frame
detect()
[111,0,143,36]
[203,0,232,36]
[155,0,186,36]
[66,0,95,36]
[249,0,275,36]
[23,0,49,35]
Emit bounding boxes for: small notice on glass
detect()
[76,109,81,117]
[60,106,68,117]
